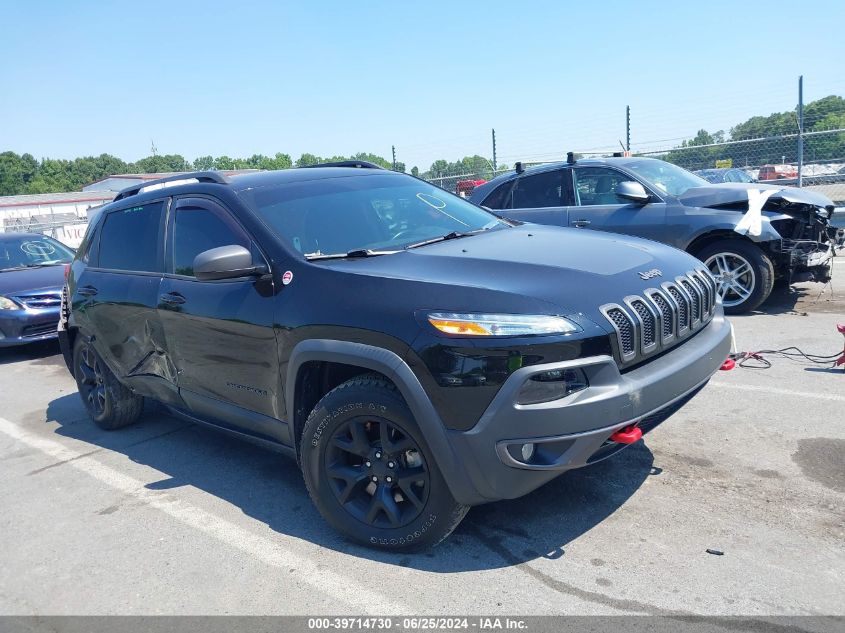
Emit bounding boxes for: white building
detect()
[1,170,259,247]
[83,170,257,192]
[0,191,115,247]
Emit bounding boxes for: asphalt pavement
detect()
[1,268,843,616]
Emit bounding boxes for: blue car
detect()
[0,233,75,347]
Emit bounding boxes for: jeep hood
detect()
[678,183,835,215]
[317,225,707,329]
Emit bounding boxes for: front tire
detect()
[696,239,774,314]
[73,336,144,430]
[301,375,468,550]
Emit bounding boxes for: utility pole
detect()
[491,128,497,172]
[391,145,397,171]
[797,75,804,188]
[150,139,158,156]
[626,106,631,153]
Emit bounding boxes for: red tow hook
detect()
[836,324,845,368]
[610,425,642,444]
[720,357,736,371]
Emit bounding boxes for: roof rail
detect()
[113,171,230,201]
[302,160,384,170]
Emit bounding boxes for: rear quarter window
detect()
[481,182,514,209]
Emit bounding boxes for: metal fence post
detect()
[492,128,497,172]
[797,76,804,187]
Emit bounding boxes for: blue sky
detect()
[1,0,844,170]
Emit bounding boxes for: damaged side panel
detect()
[72,272,185,407]
[679,184,844,281]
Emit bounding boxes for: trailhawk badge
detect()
[638,268,662,280]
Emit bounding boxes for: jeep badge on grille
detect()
[638,268,662,280]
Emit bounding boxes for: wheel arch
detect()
[685,230,760,257]
[285,339,480,505]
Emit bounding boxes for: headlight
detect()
[0,296,20,310]
[427,312,580,336]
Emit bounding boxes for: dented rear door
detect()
[75,198,181,405]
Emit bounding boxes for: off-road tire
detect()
[301,374,469,551]
[696,239,775,314]
[73,336,144,430]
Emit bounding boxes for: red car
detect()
[757,164,798,180]
[455,179,487,198]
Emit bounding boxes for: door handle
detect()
[159,292,186,306]
[78,285,98,297]
[572,219,591,228]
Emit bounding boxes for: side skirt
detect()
[164,405,297,460]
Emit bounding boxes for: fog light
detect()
[516,367,589,405]
[521,443,536,462]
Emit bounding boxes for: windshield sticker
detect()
[20,240,56,257]
[416,193,447,210]
[416,192,471,227]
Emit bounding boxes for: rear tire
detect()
[301,374,468,551]
[696,239,774,314]
[73,336,144,430]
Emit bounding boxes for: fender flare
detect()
[285,339,482,505]
[683,220,781,252]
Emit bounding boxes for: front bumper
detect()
[0,307,60,347]
[445,312,732,503]
[779,225,845,277]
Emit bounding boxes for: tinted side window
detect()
[511,170,563,208]
[573,168,630,206]
[481,182,514,210]
[98,202,163,272]
[79,222,99,265]
[172,205,250,277]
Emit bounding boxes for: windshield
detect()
[0,235,75,271]
[625,160,709,196]
[238,174,508,258]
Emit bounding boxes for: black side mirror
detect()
[616,181,650,204]
[193,245,267,281]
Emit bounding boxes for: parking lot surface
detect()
[1,268,843,616]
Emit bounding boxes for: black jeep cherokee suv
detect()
[59,163,732,550]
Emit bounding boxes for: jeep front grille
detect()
[605,307,636,359]
[600,269,717,367]
[680,279,701,323]
[647,290,674,340]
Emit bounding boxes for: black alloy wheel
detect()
[77,343,107,417]
[325,415,430,529]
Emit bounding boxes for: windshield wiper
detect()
[404,229,487,250]
[21,261,66,268]
[304,249,400,261]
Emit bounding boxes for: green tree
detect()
[213,155,235,170]
[429,159,449,178]
[131,154,189,173]
[295,153,322,167]
[193,155,215,170]
[0,152,27,195]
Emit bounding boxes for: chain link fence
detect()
[413,128,845,206]
[2,217,91,248]
[405,79,845,209]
